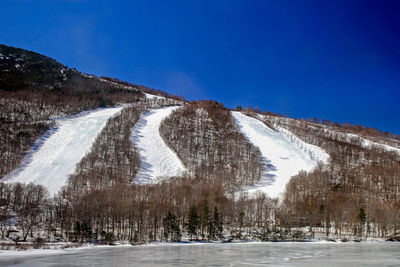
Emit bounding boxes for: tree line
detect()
[1,99,399,244]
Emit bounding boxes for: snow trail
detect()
[232,112,327,198]
[4,107,123,195]
[131,106,185,183]
[144,93,165,100]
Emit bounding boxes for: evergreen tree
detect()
[74,221,81,242]
[213,206,223,239]
[163,211,181,242]
[358,207,366,238]
[187,205,199,240]
[199,198,210,239]
[82,222,93,241]
[237,211,245,238]
[238,211,244,230]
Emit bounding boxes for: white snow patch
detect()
[232,112,328,198]
[144,93,165,100]
[4,107,123,195]
[131,106,185,183]
[345,133,400,155]
[272,125,330,163]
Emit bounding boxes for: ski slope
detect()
[5,107,123,195]
[232,111,328,198]
[340,132,400,156]
[131,106,185,183]
[144,93,165,100]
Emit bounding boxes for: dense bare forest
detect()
[160,101,264,192]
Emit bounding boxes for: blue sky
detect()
[1,0,399,134]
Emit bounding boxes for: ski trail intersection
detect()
[232,111,328,198]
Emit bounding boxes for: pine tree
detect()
[213,206,223,239]
[163,211,181,242]
[199,198,210,240]
[74,221,81,242]
[358,207,366,238]
[237,211,245,238]
[187,205,199,240]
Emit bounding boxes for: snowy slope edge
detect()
[231,111,329,198]
[266,119,330,164]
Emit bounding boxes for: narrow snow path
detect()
[232,112,325,198]
[5,107,123,195]
[131,106,185,183]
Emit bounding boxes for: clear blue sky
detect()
[1,0,399,134]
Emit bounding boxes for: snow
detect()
[345,133,400,155]
[272,124,330,163]
[131,106,185,183]
[0,243,132,259]
[232,112,328,198]
[4,107,123,195]
[80,73,137,91]
[144,93,165,100]
[0,248,67,258]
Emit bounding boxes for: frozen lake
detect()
[1,242,400,266]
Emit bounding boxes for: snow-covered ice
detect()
[131,106,185,183]
[4,107,123,195]
[232,112,328,198]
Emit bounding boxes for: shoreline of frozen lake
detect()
[1,241,399,266]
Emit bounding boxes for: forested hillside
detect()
[0,44,145,178]
[258,111,400,238]
[67,97,183,192]
[160,101,264,191]
[1,44,400,247]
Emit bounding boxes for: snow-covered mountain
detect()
[2,44,400,245]
[1,44,399,202]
